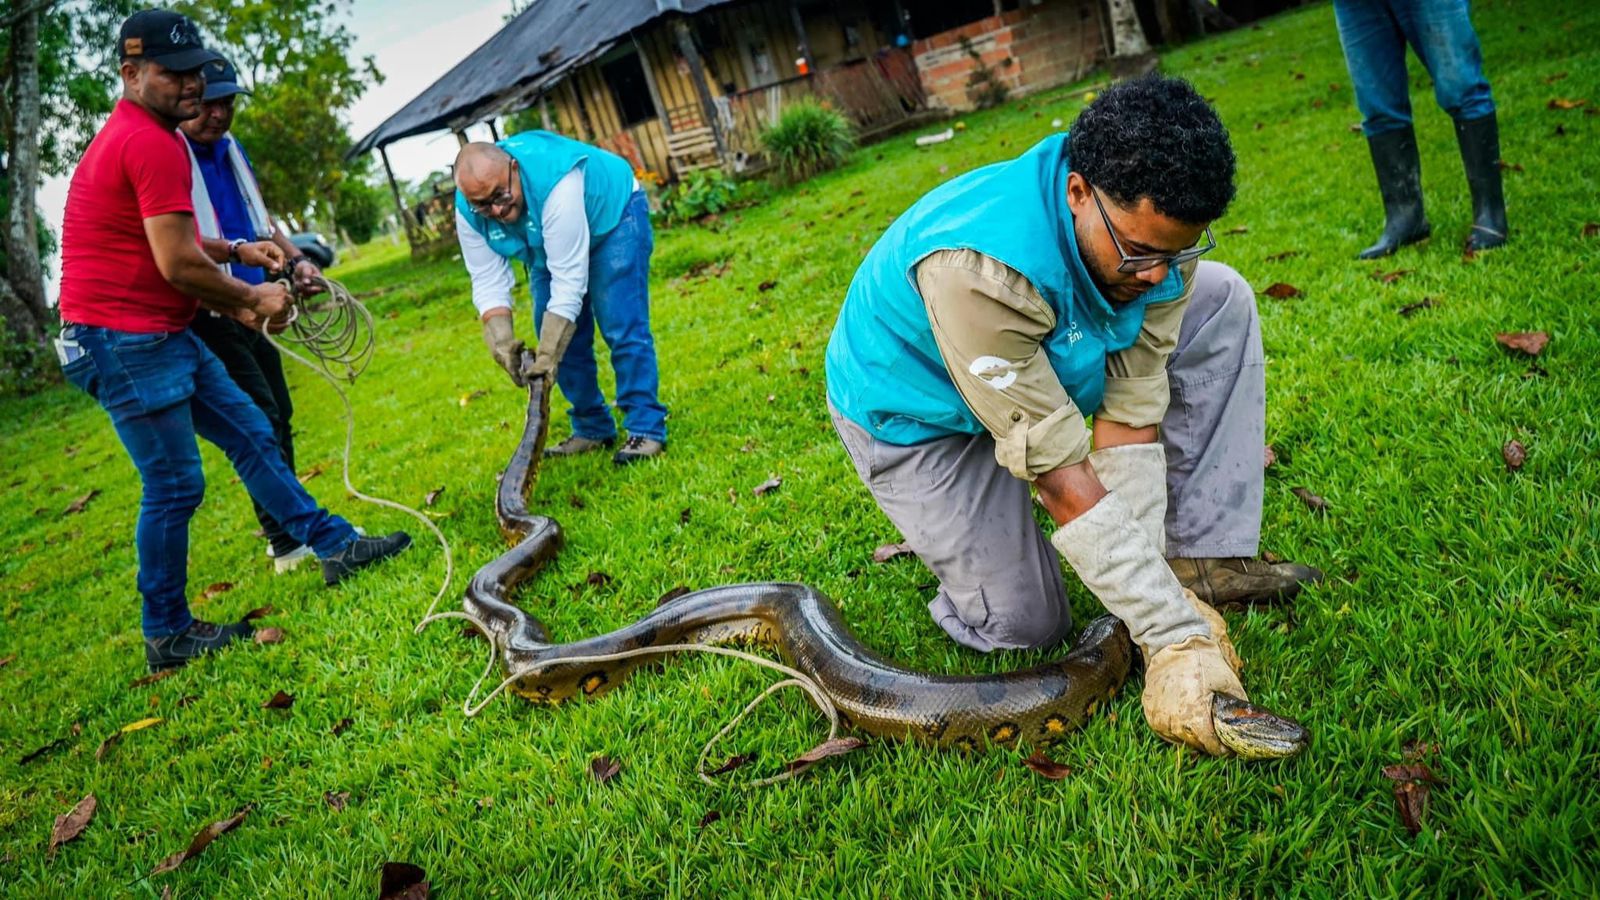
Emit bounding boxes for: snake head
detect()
[1212,692,1311,760]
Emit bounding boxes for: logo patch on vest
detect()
[968,355,1018,391]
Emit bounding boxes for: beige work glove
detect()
[1087,442,1168,554]
[482,313,527,387]
[1050,489,1243,756]
[526,310,577,382]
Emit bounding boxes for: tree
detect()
[332,155,388,245]
[2,0,132,392]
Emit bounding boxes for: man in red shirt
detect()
[57,9,411,672]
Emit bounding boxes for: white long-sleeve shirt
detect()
[456,166,591,322]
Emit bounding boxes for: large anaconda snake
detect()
[462,377,1309,762]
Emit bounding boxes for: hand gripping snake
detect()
[462,377,1310,763]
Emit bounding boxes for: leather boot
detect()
[1454,113,1509,252]
[1358,126,1431,259]
[1169,557,1324,609]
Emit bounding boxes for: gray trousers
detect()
[830,262,1266,652]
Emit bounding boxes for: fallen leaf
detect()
[872,542,915,563]
[1224,225,1249,235]
[19,737,69,765]
[1546,97,1588,110]
[1398,297,1439,317]
[1021,749,1073,780]
[1495,332,1549,357]
[324,791,349,812]
[1382,762,1443,783]
[48,794,97,858]
[1392,781,1429,835]
[1264,250,1300,262]
[1403,740,1440,760]
[758,279,778,292]
[130,669,179,688]
[568,494,586,509]
[457,389,488,408]
[1502,440,1526,472]
[739,439,756,453]
[62,489,100,516]
[1371,268,1413,284]
[1582,222,1600,238]
[423,487,444,507]
[1263,445,1277,469]
[1495,160,1524,173]
[254,627,285,645]
[1,654,14,668]
[1554,124,1567,136]
[707,752,758,776]
[176,695,200,708]
[297,462,327,483]
[657,585,692,606]
[330,717,354,736]
[752,476,783,497]
[1262,549,1284,564]
[590,755,622,784]
[380,862,430,900]
[783,736,867,775]
[585,571,613,588]
[242,604,278,621]
[151,806,250,876]
[697,810,722,829]
[1543,71,1569,83]
[679,507,691,524]
[1263,282,1303,300]
[1291,487,1328,514]
[195,582,234,603]
[262,690,295,710]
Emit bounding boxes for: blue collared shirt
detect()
[185,134,266,285]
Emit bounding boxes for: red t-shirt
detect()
[58,100,200,333]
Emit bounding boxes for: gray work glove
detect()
[526,310,578,382]
[1088,442,1169,554]
[481,313,527,387]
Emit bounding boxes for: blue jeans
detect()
[1333,0,1496,136]
[532,190,668,443]
[60,325,356,638]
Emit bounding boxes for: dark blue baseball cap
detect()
[201,58,251,101]
[118,9,221,73]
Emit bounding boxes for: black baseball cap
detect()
[118,9,221,73]
[201,58,251,101]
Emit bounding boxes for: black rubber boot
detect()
[1454,113,1509,252]
[144,619,255,672]
[1357,126,1431,259]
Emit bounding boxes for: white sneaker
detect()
[271,544,315,574]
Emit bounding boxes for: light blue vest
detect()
[453,130,635,270]
[824,134,1186,446]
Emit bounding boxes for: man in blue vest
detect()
[454,135,668,465]
[825,75,1321,756]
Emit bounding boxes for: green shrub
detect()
[658,168,740,225]
[759,100,856,183]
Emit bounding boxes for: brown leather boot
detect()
[1169,557,1323,609]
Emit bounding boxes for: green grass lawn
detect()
[4,1,1599,894]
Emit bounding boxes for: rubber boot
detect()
[1357,126,1431,259]
[1453,113,1508,252]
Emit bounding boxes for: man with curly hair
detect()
[825,74,1320,756]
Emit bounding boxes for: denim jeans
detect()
[1333,0,1496,136]
[60,325,356,637]
[532,190,668,443]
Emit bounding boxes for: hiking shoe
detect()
[612,435,664,466]
[1170,557,1325,609]
[321,530,413,586]
[144,619,254,672]
[544,435,615,458]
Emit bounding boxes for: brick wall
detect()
[913,0,1106,112]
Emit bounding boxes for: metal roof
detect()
[349,0,732,158]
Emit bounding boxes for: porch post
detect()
[671,17,727,159]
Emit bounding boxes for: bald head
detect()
[455,142,522,222]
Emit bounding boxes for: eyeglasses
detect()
[1090,186,1216,274]
[470,159,518,216]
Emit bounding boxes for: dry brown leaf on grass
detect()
[1495,331,1550,357]
[1264,250,1300,262]
[1224,225,1249,235]
[195,582,234,603]
[297,462,327,482]
[150,806,250,876]
[0,654,13,668]
[95,717,164,760]
[758,279,778,292]
[1263,445,1278,469]
[423,487,444,507]
[1291,487,1328,514]
[254,627,285,645]
[242,604,278,621]
[657,586,692,606]
[130,669,179,688]
[331,717,354,736]
[872,542,915,563]
[48,794,97,859]
[1371,268,1413,284]
[380,862,430,900]
[590,755,622,784]
[456,389,488,408]
[679,507,692,524]
[19,737,69,766]
[324,791,350,812]
[62,489,100,516]
[1021,749,1073,780]
[262,690,295,710]
[706,752,758,777]
[783,737,867,775]
[1583,222,1600,238]
[752,476,783,497]
[1383,763,1444,836]
[1398,297,1439,317]
[1263,282,1303,300]
[1547,97,1588,110]
[697,810,722,830]
[1502,440,1527,472]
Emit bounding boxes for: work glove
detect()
[526,310,577,382]
[1049,488,1244,756]
[1087,442,1168,554]
[482,314,527,387]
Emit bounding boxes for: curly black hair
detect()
[1067,74,1236,224]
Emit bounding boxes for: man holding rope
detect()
[826,75,1321,756]
[56,9,411,672]
[180,56,326,573]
